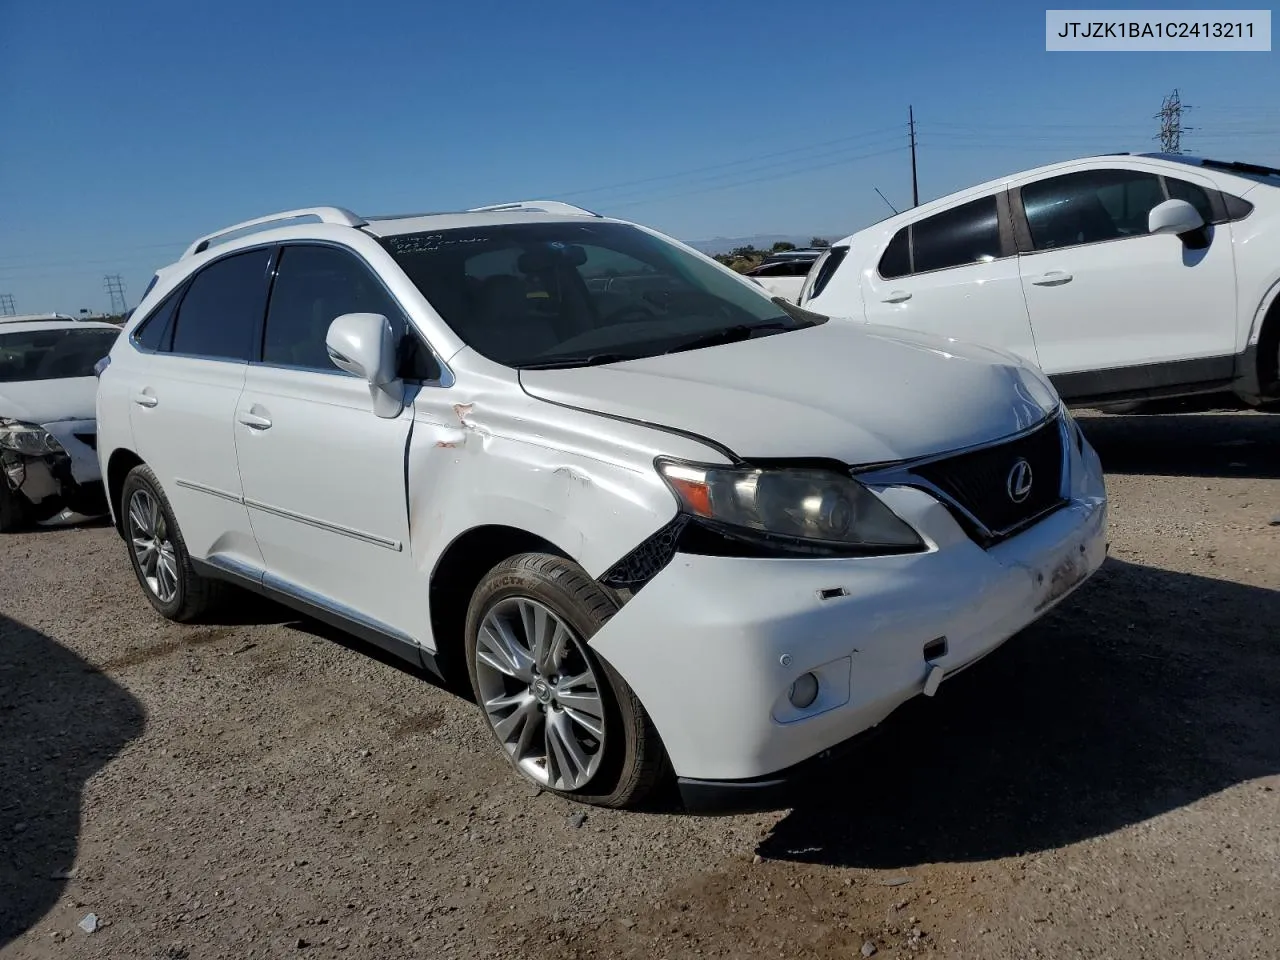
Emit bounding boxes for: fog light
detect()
[788,672,819,709]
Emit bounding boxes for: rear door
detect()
[234,243,426,641]
[860,193,1040,365]
[1012,166,1238,393]
[126,248,269,567]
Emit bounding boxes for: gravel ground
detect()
[2,406,1277,960]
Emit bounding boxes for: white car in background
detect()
[800,154,1280,409]
[0,316,119,531]
[745,249,825,303]
[97,201,1107,810]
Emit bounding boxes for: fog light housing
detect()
[788,672,819,709]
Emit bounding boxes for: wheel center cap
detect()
[532,679,553,704]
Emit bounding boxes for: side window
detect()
[910,196,1001,273]
[1165,177,1215,224]
[170,249,271,360]
[878,228,910,279]
[130,288,182,352]
[263,245,409,373]
[1021,169,1164,251]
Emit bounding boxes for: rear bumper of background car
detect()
[590,430,1108,802]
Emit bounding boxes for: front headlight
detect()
[657,459,923,556]
[0,419,64,457]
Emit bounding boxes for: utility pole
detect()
[1155,89,1193,154]
[0,294,15,317]
[104,274,127,315]
[908,105,920,208]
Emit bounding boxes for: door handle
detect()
[238,412,273,430]
[132,391,158,408]
[1031,271,1073,287]
[882,290,912,303]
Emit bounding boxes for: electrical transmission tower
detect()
[1155,89,1193,154]
[104,274,127,315]
[0,294,15,317]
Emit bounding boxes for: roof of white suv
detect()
[183,200,608,261]
[836,152,1270,245]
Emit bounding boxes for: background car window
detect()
[1022,169,1164,251]
[263,245,408,372]
[910,196,1001,273]
[131,289,181,352]
[1165,177,1215,224]
[878,228,910,279]
[0,328,120,382]
[169,249,271,361]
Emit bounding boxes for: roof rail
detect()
[182,206,367,259]
[467,200,601,218]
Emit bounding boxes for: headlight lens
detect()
[0,419,64,456]
[657,459,923,555]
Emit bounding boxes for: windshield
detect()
[380,221,824,368]
[0,327,120,383]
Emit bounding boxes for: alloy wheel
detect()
[127,488,178,604]
[473,597,606,791]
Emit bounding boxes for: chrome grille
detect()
[911,416,1067,541]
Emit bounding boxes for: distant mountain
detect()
[682,234,831,256]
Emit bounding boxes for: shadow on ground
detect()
[758,558,1280,868]
[1078,406,1279,479]
[0,613,146,948]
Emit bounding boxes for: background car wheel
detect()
[120,464,223,622]
[464,553,668,808]
[0,482,35,533]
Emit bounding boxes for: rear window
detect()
[910,196,1002,273]
[0,327,121,382]
[169,249,271,361]
[806,245,849,300]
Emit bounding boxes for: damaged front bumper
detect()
[1,419,106,520]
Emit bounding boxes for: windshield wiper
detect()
[661,321,797,355]
[518,352,640,370]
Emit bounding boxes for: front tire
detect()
[120,465,223,622]
[464,553,667,808]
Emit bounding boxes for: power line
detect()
[1156,88,1194,154]
[603,145,910,210]
[552,125,906,200]
[104,275,127,315]
[583,134,908,206]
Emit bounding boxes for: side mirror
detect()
[326,313,405,418]
[1148,198,1205,239]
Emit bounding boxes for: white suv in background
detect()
[97,201,1107,810]
[800,154,1280,408]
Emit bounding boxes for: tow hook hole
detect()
[818,587,848,600]
[923,637,947,662]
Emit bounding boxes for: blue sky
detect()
[1,0,1276,313]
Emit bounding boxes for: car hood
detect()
[518,322,1060,464]
[0,376,98,426]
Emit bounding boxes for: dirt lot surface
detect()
[2,407,1277,960]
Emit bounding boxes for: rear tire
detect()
[464,553,668,808]
[120,464,224,622]
[0,482,34,533]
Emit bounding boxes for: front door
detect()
[1013,166,1238,393]
[233,243,424,641]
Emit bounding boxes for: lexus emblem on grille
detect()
[1006,458,1034,504]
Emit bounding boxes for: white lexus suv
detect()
[97,201,1108,810]
[799,154,1280,409]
